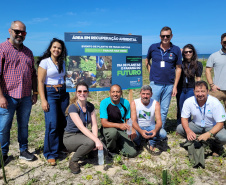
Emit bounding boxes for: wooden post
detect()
[128,33,133,104]
[129,89,133,104]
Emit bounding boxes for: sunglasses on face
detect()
[77,90,88,94]
[222,41,226,45]
[184,50,193,54]
[160,35,171,39]
[11,29,27,36]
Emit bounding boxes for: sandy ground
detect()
[1,133,226,185]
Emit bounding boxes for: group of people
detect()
[0,21,226,175]
[66,71,97,89]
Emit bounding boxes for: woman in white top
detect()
[37,38,69,166]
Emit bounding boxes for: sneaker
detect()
[0,155,9,167]
[19,150,35,161]
[69,160,80,174]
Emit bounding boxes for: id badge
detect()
[201,120,205,127]
[58,78,62,84]
[160,61,165,68]
[185,77,188,83]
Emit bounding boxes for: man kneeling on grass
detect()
[100,84,137,158]
[176,81,226,156]
[130,85,167,153]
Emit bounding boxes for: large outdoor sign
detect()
[65,32,142,92]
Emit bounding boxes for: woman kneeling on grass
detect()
[63,81,103,174]
[37,38,69,166]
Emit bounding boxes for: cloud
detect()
[66,12,77,16]
[27,18,49,24]
[95,8,107,12]
[68,21,90,27]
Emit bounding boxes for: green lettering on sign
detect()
[85,48,128,53]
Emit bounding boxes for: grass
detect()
[3,59,226,185]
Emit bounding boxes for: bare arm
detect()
[206,67,220,91]
[37,67,49,112]
[101,118,129,131]
[91,110,98,138]
[153,101,162,132]
[145,58,151,73]
[0,85,8,109]
[198,122,224,141]
[70,112,103,150]
[147,101,163,138]
[181,117,197,141]
[172,64,182,96]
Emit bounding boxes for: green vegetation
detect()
[4,59,226,185]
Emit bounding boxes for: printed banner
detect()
[65,32,142,92]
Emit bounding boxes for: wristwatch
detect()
[208,131,214,138]
[33,92,38,95]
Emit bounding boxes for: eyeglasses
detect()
[11,29,27,36]
[184,50,193,54]
[222,41,226,45]
[77,90,88,94]
[160,35,171,39]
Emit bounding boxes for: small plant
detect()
[98,173,113,185]
[122,164,128,170]
[84,163,93,169]
[114,154,123,164]
[86,174,93,180]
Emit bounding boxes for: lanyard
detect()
[196,100,206,121]
[50,57,63,84]
[77,102,88,126]
[50,57,59,70]
[160,49,168,61]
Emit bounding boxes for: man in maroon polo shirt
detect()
[0,20,38,165]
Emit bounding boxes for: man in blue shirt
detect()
[100,84,137,157]
[66,71,75,88]
[145,26,182,128]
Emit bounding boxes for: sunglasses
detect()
[160,35,171,39]
[11,29,27,36]
[184,50,193,54]
[222,41,226,45]
[77,90,88,94]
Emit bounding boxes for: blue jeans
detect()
[176,121,226,149]
[176,88,194,125]
[0,95,32,156]
[150,81,173,128]
[44,84,69,159]
[133,125,167,147]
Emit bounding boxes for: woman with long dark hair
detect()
[177,44,203,124]
[63,81,103,174]
[37,38,69,166]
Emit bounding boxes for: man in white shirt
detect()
[177,81,226,156]
[131,85,167,152]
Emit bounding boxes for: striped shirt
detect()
[0,39,36,99]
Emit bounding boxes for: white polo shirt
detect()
[181,95,226,128]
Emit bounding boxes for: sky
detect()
[0,0,225,56]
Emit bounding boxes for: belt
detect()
[46,84,63,92]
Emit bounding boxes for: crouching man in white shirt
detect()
[131,85,167,153]
[177,81,226,156]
